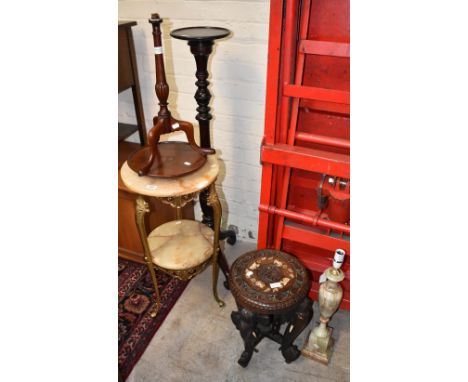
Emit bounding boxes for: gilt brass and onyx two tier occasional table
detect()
[120,155,225,317]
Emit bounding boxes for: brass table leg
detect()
[135,195,161,317]
[207,181,225,307]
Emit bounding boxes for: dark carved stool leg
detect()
[280,298,313,363]
[231,301,313,366]
[264,314,284,344]
[231,308,262,368]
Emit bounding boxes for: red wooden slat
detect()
[278,0,300,145]
[300,99,350,115]
[295,132,350,149]
[282,223,350,253]
[261,143,350,178]
[259,204,350,234]
[300,40,350,58]
[284,84,350,104]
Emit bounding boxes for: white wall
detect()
[118,0,270,241]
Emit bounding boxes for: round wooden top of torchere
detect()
[170,27,230,41]
[127,141,207,178]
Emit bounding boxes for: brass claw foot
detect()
[149,307,158,318]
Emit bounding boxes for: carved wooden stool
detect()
[229,249,313,367]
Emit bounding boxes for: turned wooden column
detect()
[170,27,237,249]
[190,39,214,149]
[187,39,216,233]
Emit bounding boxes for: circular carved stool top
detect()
[229,249,310,315]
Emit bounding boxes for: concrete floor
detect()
[127,241,350,382]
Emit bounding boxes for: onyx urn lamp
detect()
[302,249,346,364]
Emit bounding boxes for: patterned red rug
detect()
[118,258,189,381]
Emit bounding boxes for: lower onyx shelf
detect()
[147,220,214,271]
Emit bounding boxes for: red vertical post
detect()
[274,0,312,249]
[257,0,286,249]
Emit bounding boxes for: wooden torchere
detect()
[128,14,214,178]
[170,26,237,246]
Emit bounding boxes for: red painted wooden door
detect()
[258,0,350,309]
